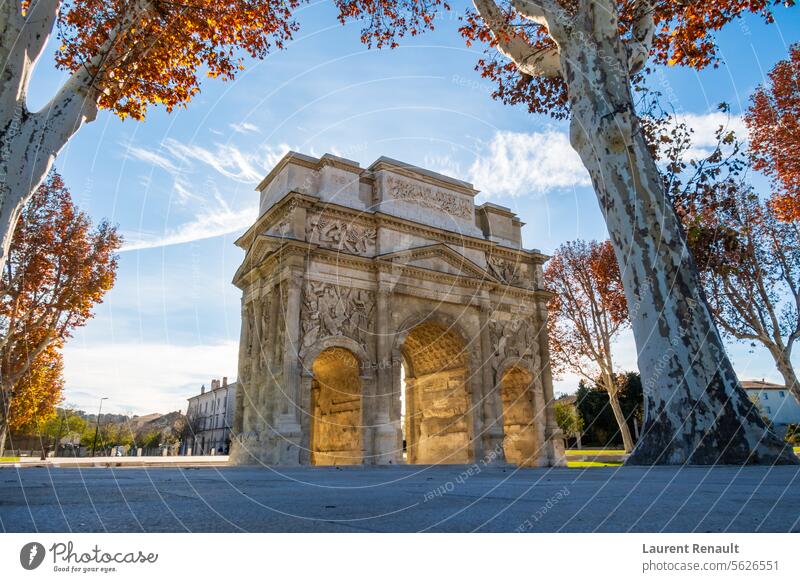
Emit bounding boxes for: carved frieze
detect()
[307,212,376,255]
[489,316,540,371]
[300,281,375,352]
[386,175,472,219]
[488,256,525,286]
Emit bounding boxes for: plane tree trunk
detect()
[557,3,795,464]
[773,349,800,404]
[607,387,634,453]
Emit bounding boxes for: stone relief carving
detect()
[489,317,540,371]
[270,199,298,237]
[300,281,375,352]
[307,213,376,255]
[386,175,472,219]
[488,256,525,286]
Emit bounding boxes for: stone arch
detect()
[300,335,372,379]
[308,347,364,466]
[498,365,540,467]
[396,315,475,464]
[392,311,474,358]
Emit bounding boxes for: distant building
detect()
[185,377,237,455]
[742,380,800,430]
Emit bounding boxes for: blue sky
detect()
[28,1,800,415]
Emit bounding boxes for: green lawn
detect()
[567,460,624,468]
[0,456,20,462]
[565,449,625,456]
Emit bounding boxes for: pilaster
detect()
[479,300,506,463]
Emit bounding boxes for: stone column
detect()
[233,297,249,435]
[535,301,567,467]
[256,289,273,422]
[405,376,417,464]
[275,272,304,464]
[372,284,399,464]
[298,374,314,465]
[479,300,506,463]
[230,297,257,465]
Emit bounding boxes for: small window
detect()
[779,391,785,398]
[763,392,769,400]
[765,406,772,414]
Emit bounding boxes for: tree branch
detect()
[473,0,563,78]
[1,0,60,114]
[510,0,561,28]
[625,0,655,75]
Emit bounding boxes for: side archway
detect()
[308,347,363,465]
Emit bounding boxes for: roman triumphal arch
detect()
[229,152,566,467]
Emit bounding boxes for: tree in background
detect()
[5,345,63,433]
[446,0,796,464]
[576,373,643,448]
[695,185,800,403]
[545,239,635,452]
[555,399,584,449]
[0,172,120,455]
[745,43,800,221]
[22,405,86,456]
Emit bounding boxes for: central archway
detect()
[401,321,472,464]
[309,347,363,465]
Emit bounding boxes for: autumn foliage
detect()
[5,346,64,432]
[545,239,628,378]
[52,0,301,120]
[0,173,120,447]
[544,240,634,451]
[456,0,794,117]
[745,43,800,221]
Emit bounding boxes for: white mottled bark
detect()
[772,349,800,404]
[561,2,793,464]
[475,0,797,464]
[0,0,99,275]
[474,0,562,78]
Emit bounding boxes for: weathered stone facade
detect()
[229,152,566,467]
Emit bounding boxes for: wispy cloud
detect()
[117,140,296,251]
[124,137,293,184]
[162,139,264,183]
[63,341,239,414]
[468,130,591,197]
[125,145,180,173]
[121,203,256,252]
[229,121,261,135]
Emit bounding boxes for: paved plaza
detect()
[1,465,798,533]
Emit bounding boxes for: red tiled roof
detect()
[740,379,786,391]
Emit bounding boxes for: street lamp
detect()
[91,397,108,457]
